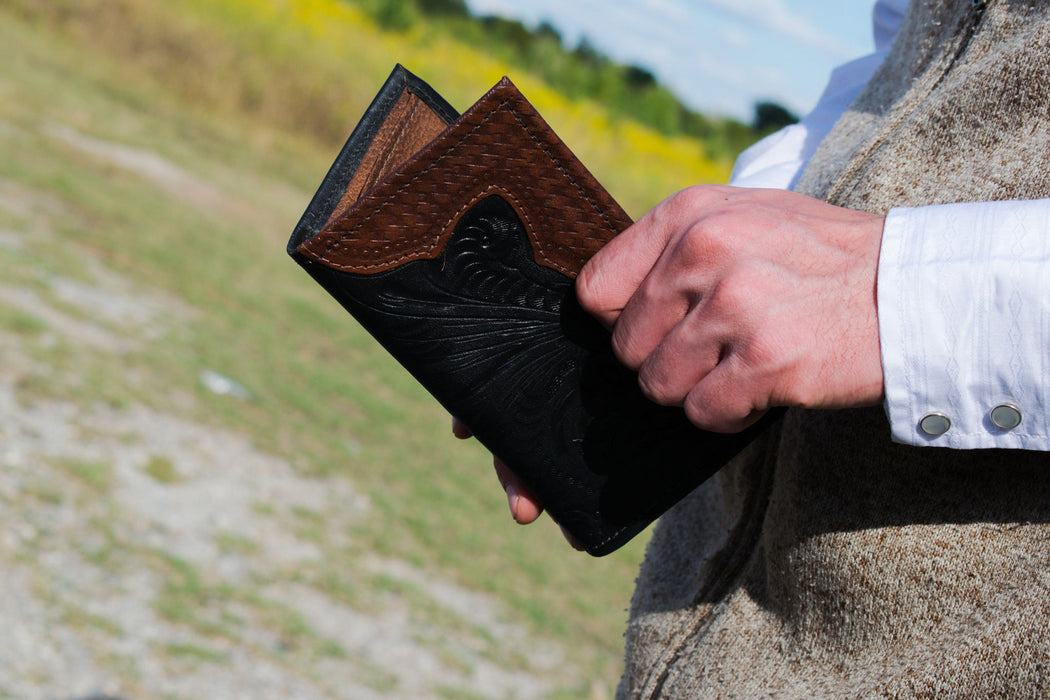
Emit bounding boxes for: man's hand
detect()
[452,418,542,524]
[458,185,884,537]
[576,185,886,433]
[452,418,582,549]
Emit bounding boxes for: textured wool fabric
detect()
[619,1,1050,697]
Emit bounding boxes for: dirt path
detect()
[0,131,580,698]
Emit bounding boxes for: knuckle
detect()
[637,365,679,406]
[654,186,707,221]
[706,264,771,317]
[774,370,821,408]
[610,323,646,369]
[684,381,753,433]
[672,219,757,284]
[673,223,720,269]
[656,191,734,258]
[705,276,750,317]
[665,183,731,212]
[574,265,604,314]
[683,393,719,431]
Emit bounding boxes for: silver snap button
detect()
[919,412,951,436]
[990,404,1022,430]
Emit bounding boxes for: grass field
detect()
[0,0,733,696]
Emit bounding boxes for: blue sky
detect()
[461,0,877,121]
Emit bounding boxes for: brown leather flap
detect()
[296,77,633,278]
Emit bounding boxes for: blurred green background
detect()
[0,0,784,697]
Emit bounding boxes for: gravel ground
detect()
[0,134,582,698]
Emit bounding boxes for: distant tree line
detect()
[348,0,798,161]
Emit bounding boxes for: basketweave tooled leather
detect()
[296,76,630,278]
[289,66,771,556]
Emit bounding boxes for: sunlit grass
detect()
[0,2,735,694]
[7,0,728,214]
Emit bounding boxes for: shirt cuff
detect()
[878,200,1050,449]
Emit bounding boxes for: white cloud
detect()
[701,0,858,58]
[720,26,753,53]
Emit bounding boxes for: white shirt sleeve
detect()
[879,202,1050,449]
[730,0,1050,449]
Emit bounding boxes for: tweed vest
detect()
[619,1,1050,697]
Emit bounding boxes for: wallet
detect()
[288,65,769,556]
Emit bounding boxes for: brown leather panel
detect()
[298,78,633,278]
[323,91,450,229]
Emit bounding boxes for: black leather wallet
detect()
[288,65,768,555]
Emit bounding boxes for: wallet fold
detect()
[289,65,769,556]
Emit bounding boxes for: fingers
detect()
[453,419,544,526]
[576,190,698,329]
[575,224,666,329]
[451,417,472,439]
[630,304,768,432]
[635,304,724,406]
[454,417,580,549]
[493,459,543,524]
[578,186,731,369]
[558,525,586,552]
[576,184,886,434]
[493,461,583,550]
[682,358,771,433]
[608,264,692,370]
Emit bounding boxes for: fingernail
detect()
[506,484,520,521]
